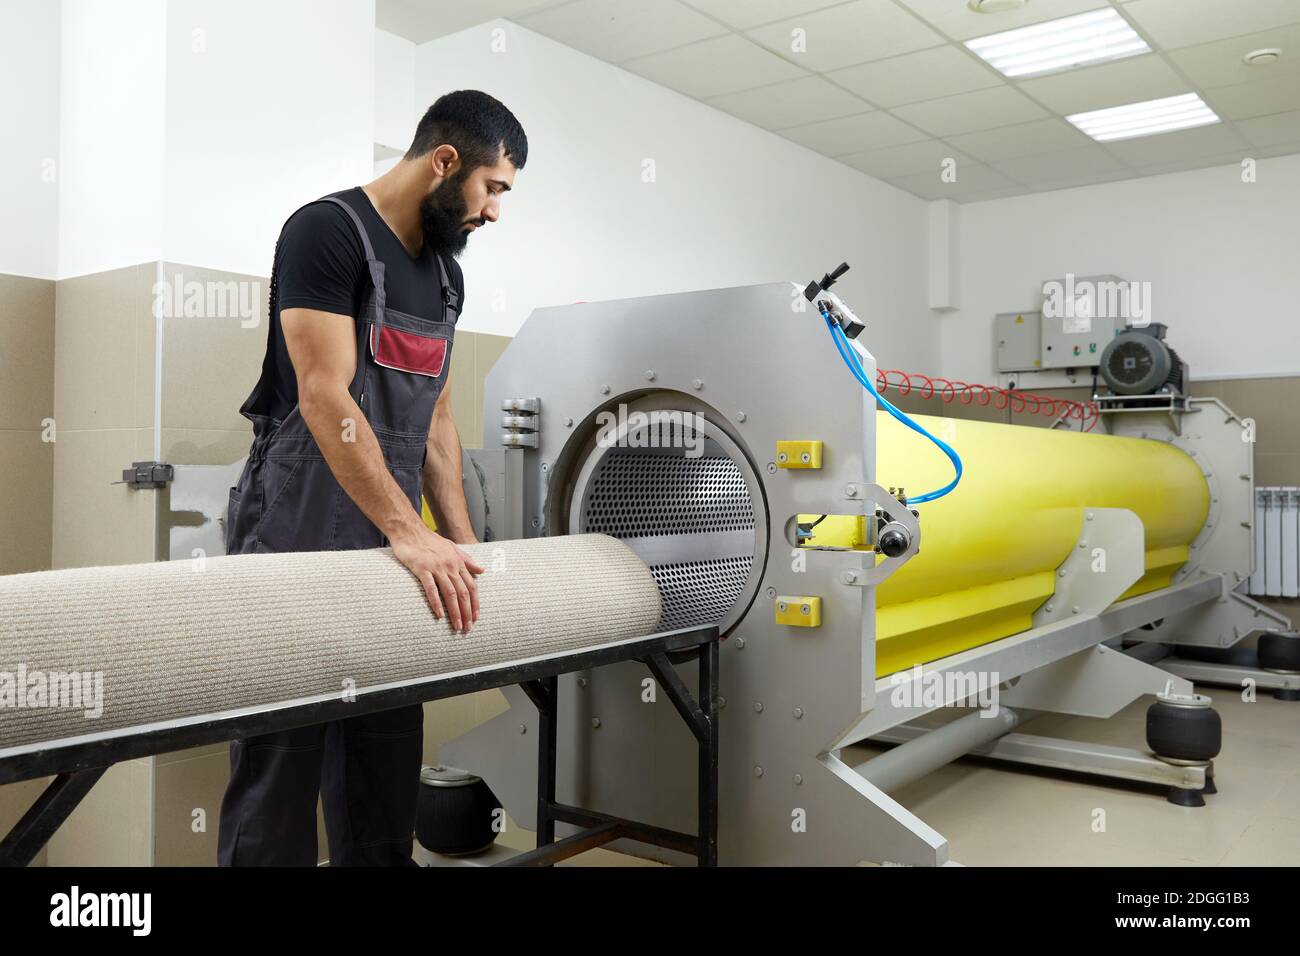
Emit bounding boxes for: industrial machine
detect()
[435,270,1295,866]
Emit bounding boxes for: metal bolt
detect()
[1045,603,1055,612]
[1078,541,1087,549]
[753,702,763,713]
[530,517,540,528]
[599,384,610,395]
[735,638,746,650]
[541,461,549,472]
[842,570,858,585]
[1071,606,1081,615]
[792,707,803,719]
[645,370,656,381]
[1086,513,1095,521]
[777,452,788,463]
[519,724,527,735]
[766,462,777,474]
[736,411,747,423]
[845,484,858,498]
[801,452,811,463]
[793,773,803,785]
[765,587,776,599]
[591,717,601,729]
[777,601,788,613]
[692,379,704,390]
[564,417,573,427]
[718,696,727,709]
[577,676,588,688]
[1058,569,1067,578]
[753,766,764,778]
[800,604,811,615]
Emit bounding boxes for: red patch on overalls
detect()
[370,326,448,377]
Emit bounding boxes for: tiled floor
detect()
[500,682,1300,866]
[851,683,1300,866]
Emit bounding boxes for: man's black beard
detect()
[419,182,476,258]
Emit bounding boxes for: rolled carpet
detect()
[0,534,661,753]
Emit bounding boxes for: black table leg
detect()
[0,767,106,867]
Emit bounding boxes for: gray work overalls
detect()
[218,192,460,866]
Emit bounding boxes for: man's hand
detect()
[391,524,485,632]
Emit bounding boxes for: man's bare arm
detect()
[422,374,477,545]
[283,307,482,630]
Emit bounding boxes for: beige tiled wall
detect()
[0,274,55,575]
[0,274,53,865]
[51,264,159,570]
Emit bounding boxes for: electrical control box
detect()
[995,312,1042,372]
[996,275,1130,373]
[1039,310,1118,369]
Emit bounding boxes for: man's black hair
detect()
[406,90,528,171]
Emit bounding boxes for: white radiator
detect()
[1250,486,1300,598]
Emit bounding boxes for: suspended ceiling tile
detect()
[705,74,869,129]
[1204,73,1300,121]
[989,144,1127,183]
[839,137,972,178]
[777,109,930,155]
[377,0,565,43]
[946,117,1092,162]
[1017,53,1187,115]
[680,0,844,30]
[1099,121,1247,167]
[623,34,808,99]
[1236,109,1300,148]
[827,44,1004,108]
[884,163,1016,200]
[1124,0,1300,51]
[516,0,727,63]
[890,85,1048,137]
[1166,23,1300,89]
[896,0,1111,42]
[745,0,945,73]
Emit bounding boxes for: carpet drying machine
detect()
[2,270,1295,868]
[438,270,1295,866]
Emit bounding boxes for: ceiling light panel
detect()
[966,7,1150,79]
[1066,92,1221,142]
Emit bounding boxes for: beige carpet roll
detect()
[0,534,661,753]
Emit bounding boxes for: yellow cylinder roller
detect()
[804,411,1209,677]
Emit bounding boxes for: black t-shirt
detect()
[265,186,464,420]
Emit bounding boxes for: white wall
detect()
[161,0,376,277]
[57,0,167,280]
[943,153,1300,383]
[413,20,937,372]
[0,0,60,279]
[375,28,416,152]
[49,0,375,280]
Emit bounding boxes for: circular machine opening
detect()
[568,411,768,635]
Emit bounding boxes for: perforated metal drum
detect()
[567,410,767,634]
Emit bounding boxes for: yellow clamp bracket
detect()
[776,440,823,469]
[775,596,821,628]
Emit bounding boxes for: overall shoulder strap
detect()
[318,193,380,263]
[433,252,460,314]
